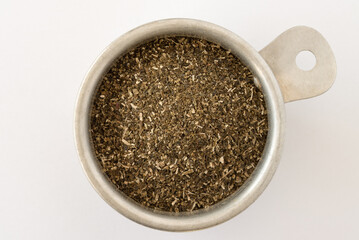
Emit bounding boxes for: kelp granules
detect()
[90,37,268,212]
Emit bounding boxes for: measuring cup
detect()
[74,18,336,231]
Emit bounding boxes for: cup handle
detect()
[259,26,337,103]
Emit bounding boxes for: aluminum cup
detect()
[74,18,336,231]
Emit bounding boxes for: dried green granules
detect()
[90,37,268,212]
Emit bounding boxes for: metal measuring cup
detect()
[75,18,336,231]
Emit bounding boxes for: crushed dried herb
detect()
[90,37,268,212]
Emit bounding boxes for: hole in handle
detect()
[296,50,316,71]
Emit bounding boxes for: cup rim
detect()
[74,18,285,231]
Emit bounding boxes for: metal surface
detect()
[74,19,335,231]
[260,26,336,102]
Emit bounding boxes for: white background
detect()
[1,0,358,239]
